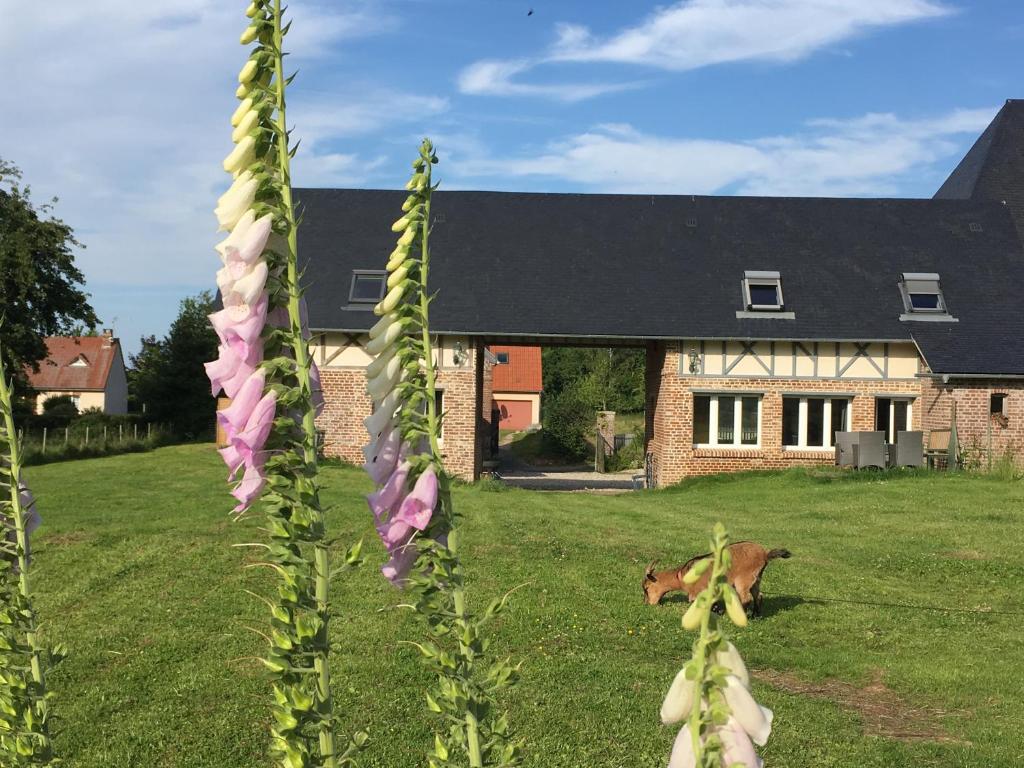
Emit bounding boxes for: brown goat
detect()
[642,541,791,615]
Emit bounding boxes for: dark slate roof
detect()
[936,100,1024,240]
[295,187,1024,375]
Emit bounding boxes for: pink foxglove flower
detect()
[225,391,277,471]
[380,541,419,586]
[368,461,411,519]
[217,369,267,442]
[205,343,257,399]
[394,466,437,531]
[210,294,268,364]
[231,457,268,514]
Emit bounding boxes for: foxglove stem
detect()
[269,2,339,763]
[0,346,60,765]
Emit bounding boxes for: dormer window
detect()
[742,271,784,311]
[70,355,89,367]
[349,270,386,305]
[899,273,949,314]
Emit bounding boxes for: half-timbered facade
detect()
[290,99,1024,485]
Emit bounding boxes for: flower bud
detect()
[405,174,424,191]
[401,194,420,212]
[387,265,409,289]
[238,59,259,84]
[682,597,702,630]
[367,356,403,400]
[231,109,260,143]
[391,215,413,232]
[374,281,409,316]
[235,83,249,99]
[223,135,257,174]
[682,556,710,584]
[364,391,400,438]
[723,585,748,627]
[386,250,411,273]
[231,97,254,127]
[240,24,259,45]
[215,174,258,231]
[397,227,416,247]
[245,2,259,17]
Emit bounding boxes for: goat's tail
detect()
[767,548,792,560]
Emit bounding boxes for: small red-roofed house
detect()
[25,331,128,415]
[490,345,542,431]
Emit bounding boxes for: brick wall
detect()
[315,350,480,481]
[919,376,1024,468]
[647,342,924,486]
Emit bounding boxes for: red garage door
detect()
[496,400,532,430]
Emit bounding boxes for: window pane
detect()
[496,352,509,364]
[740,397,758,445]
[829,399,849,446]
[351,274,384,301]
[909,293,940,310]
[875,398,891,436]
[893,400,908,434]
[782,398,800,446]
[717,396,735,444]
[748,283,779,306]
[693,396,710,444]
[807,398,825,447]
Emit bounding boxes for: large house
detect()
[298,100,1024,486]
[27,331,128,415]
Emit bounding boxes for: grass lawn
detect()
[25,445,1024,767]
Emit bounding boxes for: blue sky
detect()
[3,0,1022,356]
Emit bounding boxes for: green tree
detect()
[0,158,98,383]
[128,292,218,440]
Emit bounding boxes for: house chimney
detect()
[102,328,114,346]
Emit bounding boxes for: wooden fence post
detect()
[134,423,139,441]
[103,426,108,444]
[85,426,89,445]
[119,424,123,442]
[42,427,47,453]
[65,426,69,444]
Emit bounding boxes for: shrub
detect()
[543,386,593,460]
[606,424,645,471]
[39,394,78,427]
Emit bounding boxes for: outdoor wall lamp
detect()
[688,346,701,375]
[453,340,468,367]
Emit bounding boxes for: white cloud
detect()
[0,0,440,348]
[458,0,953,100]
[458,59,640,102]
[445,107,997,197]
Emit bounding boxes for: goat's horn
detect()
[644,560,656,577]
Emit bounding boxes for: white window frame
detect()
[877,397,914,443]
[783,396,851,450]
[742,270,784,311]
[694,394,762,449]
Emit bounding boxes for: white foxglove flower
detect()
[722,675,773,746]
[716,642,750,689]
[240,24,259,45]
[224,134,257,174]
[226,260,269,306]
[364,390,400,438]
[720,718,763,768]
[215,176,258,231]
[366,356,402,400]
[368,311,398,341]
[366,345,398,379]
[365,320,404,355]
[660,668,696,725]
[216,210,256,259]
